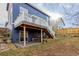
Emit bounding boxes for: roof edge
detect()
[26,3,50,17]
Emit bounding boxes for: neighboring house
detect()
[7,3,55,47]
[0,27,9,32]
[0,27,9,42]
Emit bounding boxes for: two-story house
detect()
[7,3,55,47]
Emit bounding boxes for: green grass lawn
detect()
[0,37,79,56]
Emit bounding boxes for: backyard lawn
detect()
[0,37,79,56]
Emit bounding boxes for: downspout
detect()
[7,3,13,41]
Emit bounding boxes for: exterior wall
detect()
[12,3,49,22]
[12,28,19,43]
[12,3,49,43]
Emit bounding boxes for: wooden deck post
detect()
[27,31,28,43]
[41,29,43,42]
[19,30,21,43]
[23,26,26,47]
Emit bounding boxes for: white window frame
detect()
[20,7,28,15]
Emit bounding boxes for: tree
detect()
[61,4,79,26]
[51,17,65,31]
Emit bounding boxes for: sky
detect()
[0,3,79,28]
[32,3,79,28]
[0,3,8,27]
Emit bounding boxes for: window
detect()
[20,7,28,15]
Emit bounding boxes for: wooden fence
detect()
[56,28,79,37]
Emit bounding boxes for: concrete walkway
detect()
[15,42,41,48]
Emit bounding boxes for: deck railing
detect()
[14,12,49,28]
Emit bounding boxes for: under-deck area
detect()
[14,24,49,47]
